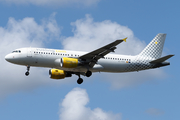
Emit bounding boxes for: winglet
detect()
[122,37,127,42]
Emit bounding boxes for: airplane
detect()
[5,33,174,84]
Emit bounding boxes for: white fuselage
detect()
[5,47,156,73]
[4,33,172,84]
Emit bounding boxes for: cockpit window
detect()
[12,50,21,53]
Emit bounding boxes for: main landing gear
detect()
[25,65,30,76]
[77,77,83,84]
[76,70,92,84]
[86,70,92,77]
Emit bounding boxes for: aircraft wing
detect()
[79,38,127,67]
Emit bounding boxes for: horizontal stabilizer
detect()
[150,55,174,63]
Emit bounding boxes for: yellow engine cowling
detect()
[60,57,79,68]
[49,69,66,79]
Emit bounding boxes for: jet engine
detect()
[49,69,71,79]
[60,57,81,68]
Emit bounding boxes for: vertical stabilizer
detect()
[138,33,166,59]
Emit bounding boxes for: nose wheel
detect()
[25,71,29,76]
[25,65,30,76]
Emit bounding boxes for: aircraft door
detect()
[27,48,32,57]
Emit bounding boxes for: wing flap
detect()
[150,55,174,63]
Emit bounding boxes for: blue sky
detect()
[0,0,179,120]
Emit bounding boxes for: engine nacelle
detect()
[49,69,66,79]
[60,57,80,68]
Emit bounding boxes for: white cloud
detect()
[0,0,100,7]
[146,108,164,116]
[59,87,121,120]
[0,14,61,97]
[63,14,145,55]
[62,14,165,89]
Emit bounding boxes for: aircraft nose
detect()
[5,54,20,64]
[5,54,12,62]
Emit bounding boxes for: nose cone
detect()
[5,53,21,65]
[5,54,12,62]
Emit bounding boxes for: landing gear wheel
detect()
[25,72,29,76]
[77,78,83,84]
[86,70,92,77]
[25,65,30,76]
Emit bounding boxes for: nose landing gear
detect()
[25,65,30,76]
